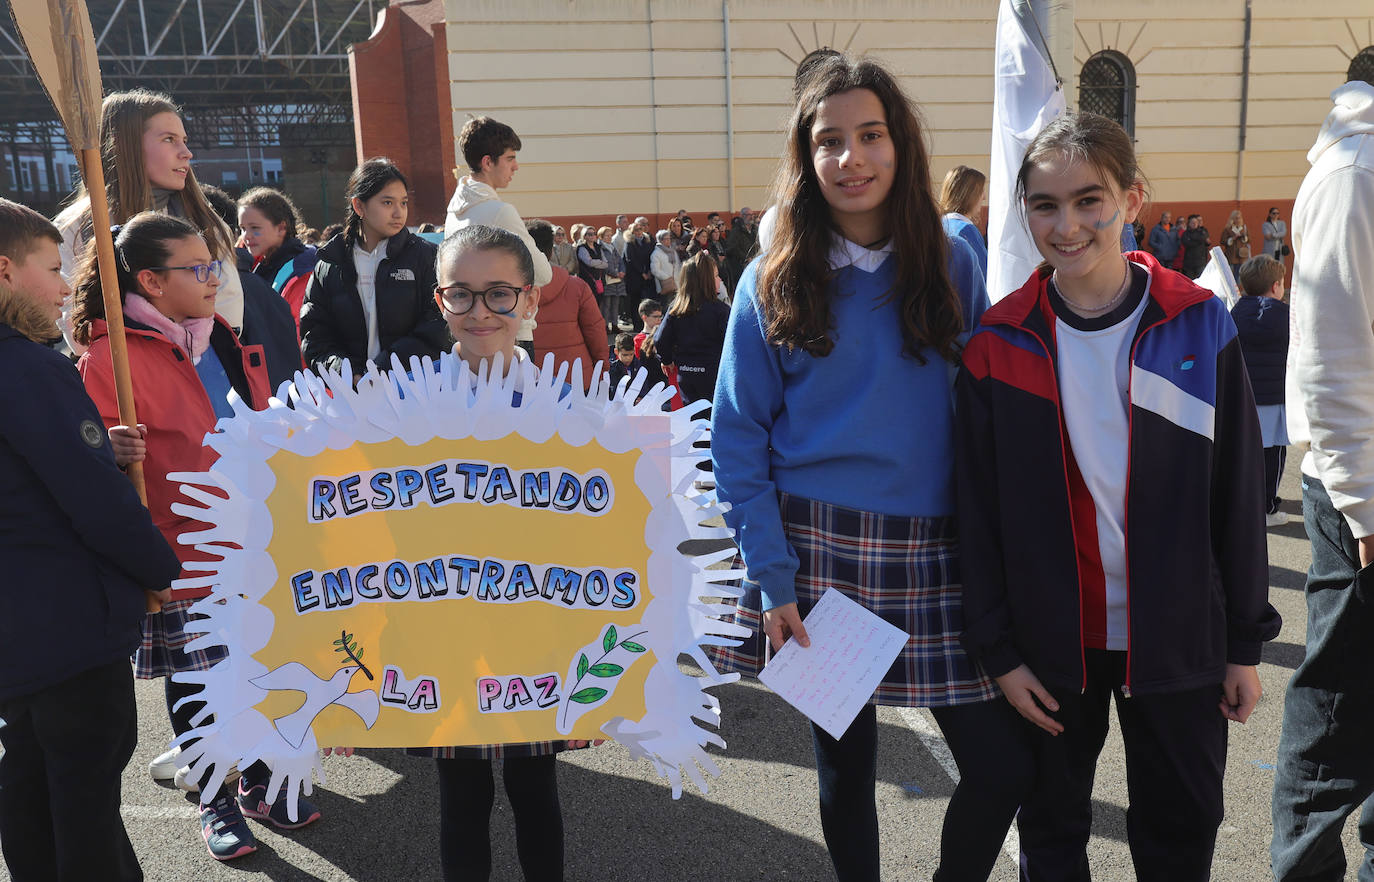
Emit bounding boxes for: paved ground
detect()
[3,465,1368,881]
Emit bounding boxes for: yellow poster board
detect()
[169,354,747,807]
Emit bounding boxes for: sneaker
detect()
[174,761,241,794]
[148,746,180,781]
[199,793,257,861]
[1266,511,1290,527]
[238,779,321,831]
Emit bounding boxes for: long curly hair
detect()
[755,54,962,363]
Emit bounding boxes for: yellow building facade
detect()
[442,0,1373,222]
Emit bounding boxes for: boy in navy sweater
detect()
[0,199,181,881]
[1232,254,1291,525]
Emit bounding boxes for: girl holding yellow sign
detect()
[411,224,600,882]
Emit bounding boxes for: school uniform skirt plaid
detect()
[707,492,998,707]
[134,597,227,679]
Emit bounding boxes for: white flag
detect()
[1196,246,1242,308]
[986,0,1066,303]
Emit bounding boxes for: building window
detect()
[1079,50,1136,137]
[222,170,239,188]
[1350,47,1374,85]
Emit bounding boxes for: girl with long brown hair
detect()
[655,252,729,404]
[708,53,1014,881]
[939,165,988,280]
[54,89,243,352]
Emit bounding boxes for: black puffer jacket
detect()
[300,229,449,374]
[1230,295,1290,406]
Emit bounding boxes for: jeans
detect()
[1017,651,1226,882]
[0,660,142,882]
[601,285,624,333]
[1271,475,1374,881]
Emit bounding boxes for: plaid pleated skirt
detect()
[133,597,228,679]
[409,741,575,761]
[707,492,998,707]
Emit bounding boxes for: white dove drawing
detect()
[249,662,381,749]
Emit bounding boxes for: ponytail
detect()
[343,158,408,243]
[71,212,201,345]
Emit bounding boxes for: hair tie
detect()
[116,244,130,273]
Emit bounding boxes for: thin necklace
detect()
[1053,259,1132,315]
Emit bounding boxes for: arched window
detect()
[1349,47,1374,85]
[1079,51,1136,137]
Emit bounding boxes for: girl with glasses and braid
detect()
[69,211,288,862]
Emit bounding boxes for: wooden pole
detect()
[11,0,162,611]
[79,148,160,613]
[79,149,145,502]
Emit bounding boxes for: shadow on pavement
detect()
[1268,564,1307,592]
[1263,640,1305,670]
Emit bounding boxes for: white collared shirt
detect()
[827,235,895,273]
[353,237,389,361]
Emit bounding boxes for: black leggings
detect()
[436,755,563,882]
[811,700,1034,882]
[164,676,271,801]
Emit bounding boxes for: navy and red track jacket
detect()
[954,252,1281,696]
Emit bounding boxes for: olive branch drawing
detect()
[332,629,374,681]
[559,625,647,729]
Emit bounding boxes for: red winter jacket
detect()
[79,315,270,599]
[533,266,609,391]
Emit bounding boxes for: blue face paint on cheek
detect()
[1092,209,1120,230]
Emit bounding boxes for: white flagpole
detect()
[986,0,1067,302]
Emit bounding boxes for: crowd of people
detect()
[0,41,1371,882]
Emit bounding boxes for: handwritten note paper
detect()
[757,588,909,740]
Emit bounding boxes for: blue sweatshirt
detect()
[713,235,989,610]
[941,214,988,280]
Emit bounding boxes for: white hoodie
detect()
[1287,80,1374,536]
[445,176,552,342]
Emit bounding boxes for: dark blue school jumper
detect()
[0,322,180,882]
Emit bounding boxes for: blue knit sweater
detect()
[713,235,988,609]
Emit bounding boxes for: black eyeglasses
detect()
[149,260,223,283]
[434,283,530,316]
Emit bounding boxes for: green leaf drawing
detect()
[569,687,608,704]
[354,648,364,660]
[332,638,344,646]
[577,654,589,679]
[602,625,617,654]
[588,663,623,677]
[621,641,646,653]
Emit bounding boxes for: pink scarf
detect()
[123,293,214,363]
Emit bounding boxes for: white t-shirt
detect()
[1053,264,1150,651]
[353,238,388,362]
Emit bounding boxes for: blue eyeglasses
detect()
[149,260,224,283]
